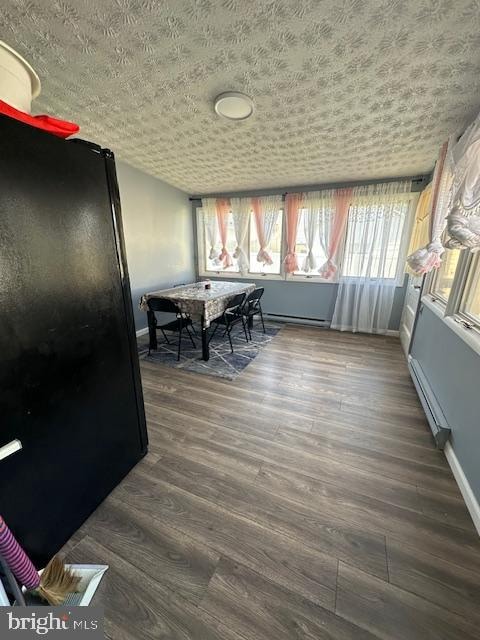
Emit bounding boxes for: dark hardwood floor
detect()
[64,324,480,639]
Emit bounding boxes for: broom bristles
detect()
[36,555,81,606]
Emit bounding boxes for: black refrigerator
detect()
[0,115,148,567]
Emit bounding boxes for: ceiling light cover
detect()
[214,92,254,121]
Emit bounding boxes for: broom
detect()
[0,516,80,605]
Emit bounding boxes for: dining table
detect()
[139,280,256,361]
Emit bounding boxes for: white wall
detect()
[116,160,195,330]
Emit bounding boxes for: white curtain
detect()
[331,181,413,334]
[201,197,219,261]
[252,195,282,264]
[299,190,335,272]
[444,111,480,251]
[317,191,335,273]
[230,197,251,275]
[406,141,451,274]
[302,207,318,272]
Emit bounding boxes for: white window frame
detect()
[286,271,337,283]
[455,252,480,333]
[426,246,465,311]
[428,261,452,308]
[196,207,242,279]
[426,249,465,310]
[422,248,480,352]
[195,206,284,281]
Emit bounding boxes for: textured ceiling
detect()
[3,0,480,194]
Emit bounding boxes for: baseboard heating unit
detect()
[264,313,329,328]
[408,356,451,449]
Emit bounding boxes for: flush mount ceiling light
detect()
[214,92,254,121]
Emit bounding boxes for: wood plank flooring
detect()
[63,324,480,639]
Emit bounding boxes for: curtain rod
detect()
[189,174,430,201]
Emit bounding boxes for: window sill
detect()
[199,270,405,286]
[249,273,284,280]
[421,295,447,319]
[201,271,336,283]
[286,274,337,284]
[199,271,283,282]
[421,296,480,358]
[200,271,244,279]
[445,316,480,357]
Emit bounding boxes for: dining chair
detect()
[243,287,266,339]
[147,298,196,360]
[172,282,198,336]
[209,292,248,353]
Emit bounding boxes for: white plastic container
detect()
[0,41,41,112]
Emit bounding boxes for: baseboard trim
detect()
[329,326,400,336]
[136,327,148,338]
[444,441,480,536]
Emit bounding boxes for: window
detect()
[341,200,410,281]
[421,248,480,350]
[292,208,328,275]
[423,248,480,344]
[199,208,239,273]
[289,190,335,278]
[196,197,284,278]
[430,249,460,303]
[196,185,414,283]
[284,190,336,280]
[459,254,480,324]
[249,208,283,275]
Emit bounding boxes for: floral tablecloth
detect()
[139,281,256,327]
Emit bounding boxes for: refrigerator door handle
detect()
[0,440,22,462]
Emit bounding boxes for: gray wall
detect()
[410,304,480,501]
[116,160,195,330]
[207,276,407,330]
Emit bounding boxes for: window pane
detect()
[461,256,480,321]
[201,209,239,273]
[293,208,329,275]
[342,202,408,279]
[432,250,460,301]
[249,210,283,274]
